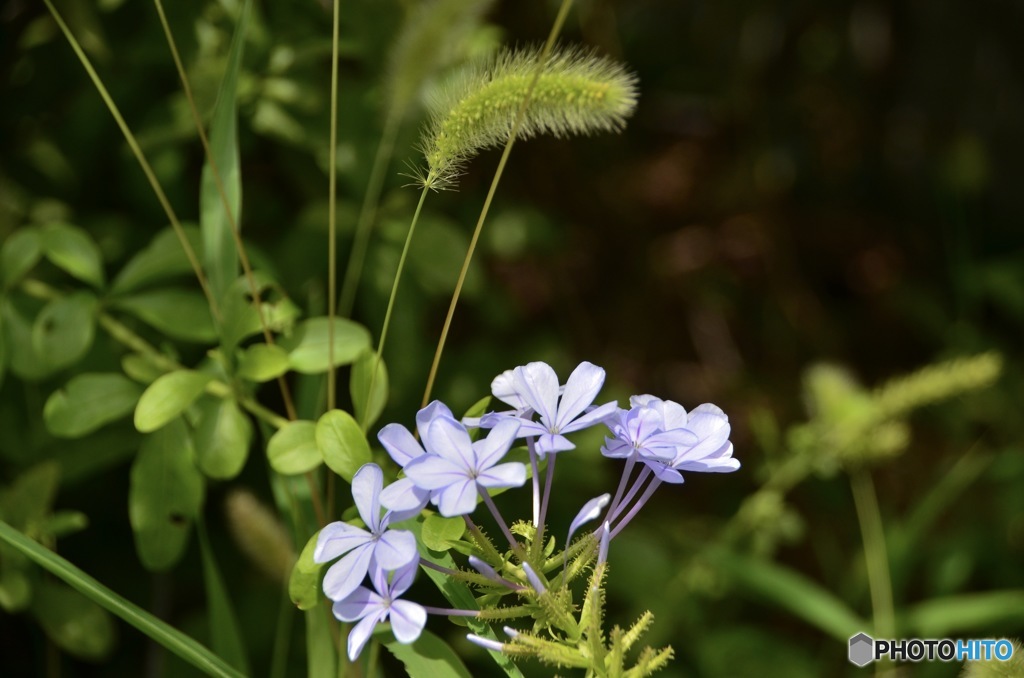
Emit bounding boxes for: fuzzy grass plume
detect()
[417,45,638,189]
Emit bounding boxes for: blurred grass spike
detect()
[874,351,1003,419]
[418,45,639,189]
[224,489,295,585]
[960,638,1024,678]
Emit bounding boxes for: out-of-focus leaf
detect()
[350,351,388,429]
[305,602,337,678]
[381,628,474,678]
[0,461,60,530]
[134,370,214,433]
[421,514,466,552]
[288,530,323,611]
[267,421,321,475]
[128,419,204,571]
[30,579,116,661]
[121,354,166,384]
[201,0,252,306]
[279,317,371,374]
[110,225,203,294]
[0,519,244,677]
[901,590,1024,637]
[197,521,250,674]
[39,222,105,288]
[40,511,89,540]
[1,228,43,288]
[44,373,143,438]
[708,547,866,641]
[193,396,252,479]
[111,289,217,343]
[236,343,290,382]
[31,291,97,372]
[0,307,7,390]
[220,273,300,353]
[2,299,48,381]
[0,567,31,612]
[315,410,371,482]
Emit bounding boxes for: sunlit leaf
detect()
[421,514,466,552]
[134,370,214,433]
[288,530,323,611]
[279,317,371,374]
[267,420,321,475]
[111,289,217,343]
[381,628,474,678]
[316,410,371,482]
[44,373,143,438]
[193,395,252,479]
[236,343,290,382]
[128,419,205,571]
[39,222,105,288]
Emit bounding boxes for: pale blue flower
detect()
[647,403,739,483]
[601,398,698,462]
[404,416,525,517]
[377,401,454,520]
[333,560,426,660]
[315,464,418,602]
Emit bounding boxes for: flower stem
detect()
[422,606,481,617]
[604,454,637,525]
[528,438,541,528]
[480,490,523,558]
[535,453,557,547]
[608,466,652,524]
[326,0,342,413]
[609,476,661,539]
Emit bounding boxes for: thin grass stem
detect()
[850,470,895,647]
[326,0,342,414]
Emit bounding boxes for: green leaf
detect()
[193,396,252,479]
[421,514,466,552]
[1,228,43,289]
[44,373,143,438]
[110,225,203,294]
[128,419,205,571]
[316,410,371,482]
[288,531,323,611]
[0,519,244,677]
[40,511,89,540]
[0,461,61,530]
[2,298,49,380]
[39,222,105,288]
[31,291,97,372]
[201,0,252,305]
[0,566,31,612]
[279,317,372,374]
[197,521,250,674]
[0,306,7,390]
[134,369,214,433]
[121,354,166,384]
[901,590,1024,637]
[219,273,300,353]
[110,289,217,343]
[267,420,321,475]
[351,351,388,429]
[30,579,116,661]
[305,603,337,678]
[382,628,474,678]
[236,343,290,382]
[708,547,866,641]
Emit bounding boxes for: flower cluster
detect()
[314,360,739,667]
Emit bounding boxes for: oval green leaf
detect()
[316,410,371,482]
[129,419,204,571]
[267,420,320,475]
[421,514,466,552]
[1,228,43,289]
[44,373,143,438]
[31,291,97,373]
[193,396,252,479]
[279,317,371,374]
[110,225,203,294]
[288,530,323,611]
[110,289,217,343]
[134,370,214,433]
[236,343,290,382]
[382,628,474,678]
[40,222,104,288]
[350,351,388,429]
[30,580,116,661]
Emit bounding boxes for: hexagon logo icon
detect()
[849,632,874,667]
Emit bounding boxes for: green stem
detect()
[420,0,575,407]
[0,520,244,678]
[850,470,895,645]
[327,0,342,413]
[43,0,219,321]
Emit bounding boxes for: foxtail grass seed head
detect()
[225,489,295,584]
[961,639,1024,678]
[418,46,639,189]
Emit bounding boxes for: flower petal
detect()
[389,600,427,644]
[555,361,606,430]
[322,542,374,601]
[424,416,475,469]
[387,560,420,598]
[560,400,619,434]
[346,609,387,661]
[380,478,430,521]
[332,586,381,622]
[473,417,521,469]
[491,370,528,411]
[351,463,384,533]
[512,362,560,426]
[377,424,424,468]
[314,521,371,563]
[566,493,610,547]
[416,400,454,435]
[476,462,527,489]
[404,454,467,491]
[534,433,575,456]
[436,479,478,517]
[373,529,419,571]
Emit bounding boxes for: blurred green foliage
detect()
[1,0,1024,676]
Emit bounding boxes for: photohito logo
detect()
[848,633,1015,666]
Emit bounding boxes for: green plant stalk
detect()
[361,184,431,430]
[327,0,342,415]
[850,470,895,646]
[338,107,402,320]
[152,0,298,422]
[43,0,218,321]
[0,519,245,678]
[421,0,575,407]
